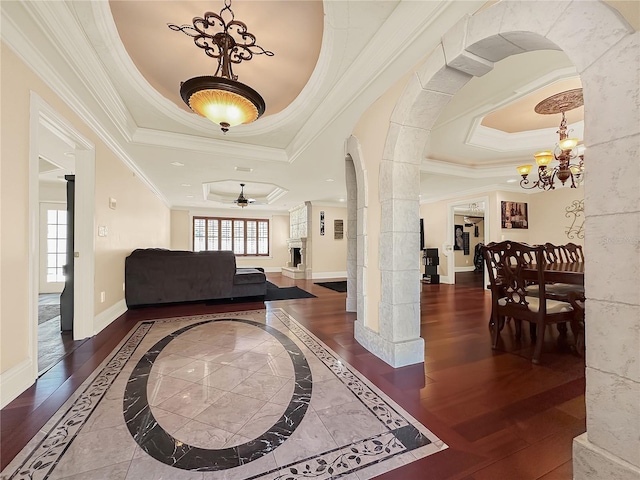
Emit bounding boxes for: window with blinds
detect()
[193,217,269,256]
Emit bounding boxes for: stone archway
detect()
[345,136,369,322]
[380,2,638,479]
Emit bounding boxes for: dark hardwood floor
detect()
[1,273,585,478]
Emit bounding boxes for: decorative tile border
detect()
[5,323,153,480]
[272,310,410,430]
[3,308,445,480]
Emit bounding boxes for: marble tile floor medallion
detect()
[3,309,446,480]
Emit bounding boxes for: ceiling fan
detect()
[234,183,256,208]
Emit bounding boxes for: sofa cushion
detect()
[234,268,267,285]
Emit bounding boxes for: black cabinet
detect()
[422,248,439,284]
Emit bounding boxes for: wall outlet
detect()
[98,226,108,237]
[100,291,106,303]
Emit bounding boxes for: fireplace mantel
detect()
[283,237,310,279]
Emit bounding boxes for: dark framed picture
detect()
[501,201,528,229]
[454,224,464,250]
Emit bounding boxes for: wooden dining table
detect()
[528,262,585,285]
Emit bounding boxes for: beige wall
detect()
[1,44,31,373]
[93,150,170,314]
[420,186,586,280]
[352,79,408,330]
[311,205,347,275]
[170,208,290,270]
[170,209,191,251]
[1,44,170,375]
[421,200,449,276]
[528,186,585,247]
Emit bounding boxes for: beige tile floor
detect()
[4,309,446,480]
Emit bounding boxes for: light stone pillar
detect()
[345,155,357,312]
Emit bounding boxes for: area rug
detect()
[3,308,446,480]
[38,304,60,325]
[266,281,316,301]
[314,281,348,293]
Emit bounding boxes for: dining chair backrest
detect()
[562,243,584,263]
[482,241,546,312]
[543,243,566,264]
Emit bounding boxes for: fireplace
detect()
[292,248,301,267]
[283,237,309,279]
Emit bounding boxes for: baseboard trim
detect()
[454,266,476,272]
[440,275,453,284]
[263,267,282,273]
[312,271,347,280]
[93,299,127,335]
[0,358,35,409]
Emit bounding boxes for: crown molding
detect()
[434,67,579,132]
[420,183,529,204]
[25,1,135,142]
[286,0,477,164]
[421,158,516,178]
[466,120,585,152]
[132,128,288,163]
[1,2,169,207]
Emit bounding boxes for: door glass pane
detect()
[46,209,67,283]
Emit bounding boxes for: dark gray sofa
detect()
[124,248,266,307]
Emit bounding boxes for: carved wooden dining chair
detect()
[536,243,585,298]
[481,241,578,364]
[543,243,566,263]
[562,243,585,263]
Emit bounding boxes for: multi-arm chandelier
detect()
[517,88,585,190]
[169,0,273,133]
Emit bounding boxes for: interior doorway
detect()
[30,93,96,378]
[446,196,490,289]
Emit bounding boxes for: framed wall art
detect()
[501,201,528,229]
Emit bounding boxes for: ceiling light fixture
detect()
[234,183,255,208]
[518,88,585,190]
[169,0,273,134]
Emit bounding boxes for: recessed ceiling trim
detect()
[1,2,169,208]
[287,0,474,164]
[132,128,288,163]
[421,158,519,178]
[202,180,287,205]
[25,1,133,141]
[87,0,334,141]
[433,67,578,132]
[266,187,288,204]
[420,182,537,204]
[466,119,585,153]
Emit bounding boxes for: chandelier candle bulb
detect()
[517,165,533,177]
[559,137,579,151]
[534,151,553,166]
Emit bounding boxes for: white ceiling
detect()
[5,1,630,210]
